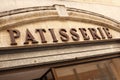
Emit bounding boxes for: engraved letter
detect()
[70,28,80,41]
[36,29,47,43]
[49,29,58,42]
[88,28,101,40]
[59,29,69,42]
[79,28,90,40]
[24,29,38,44]
[7,29,20,45]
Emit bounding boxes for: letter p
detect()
[7,29,20,45]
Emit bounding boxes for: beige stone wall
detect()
[1,0,120,21]
[64,0,120,6]
[0,0,120,70]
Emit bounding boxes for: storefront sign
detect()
[7,27,112,45]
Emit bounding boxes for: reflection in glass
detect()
[54,62,116,80]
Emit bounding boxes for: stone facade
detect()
[0,0,119,80]
[0,0,120,72]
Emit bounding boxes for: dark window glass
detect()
[54,61,117,80]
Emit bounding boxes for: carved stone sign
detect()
[7,27,112,46]
[0,6,120,49]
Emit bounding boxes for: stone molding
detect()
[0,5,120,32]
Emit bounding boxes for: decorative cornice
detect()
[0,5,119,32]
[0,6,56,18]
